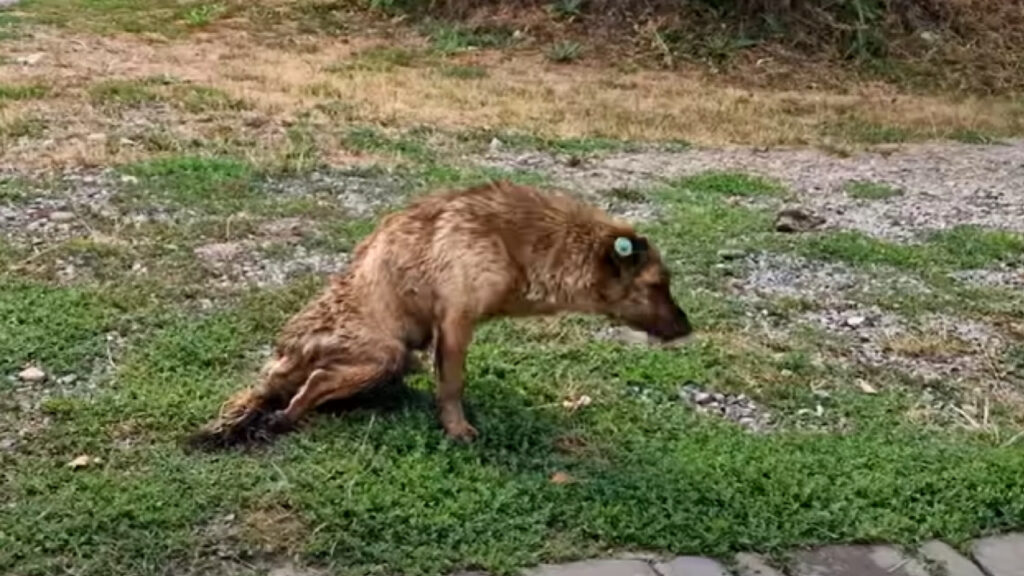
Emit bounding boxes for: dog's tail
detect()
[185,355,302,451]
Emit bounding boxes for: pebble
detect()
[774,207,826,233]
[17,366,46,383]
[845,315,867,328]
[48,211,76,223]
[717,248,747,260]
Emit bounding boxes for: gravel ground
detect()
[477,140,1024,241]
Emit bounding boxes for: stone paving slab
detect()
[972,534,1024,576]
[653,556,729,576]
[523,559,656,576]
[794,545,928,576]
[734,553,786,576]
[918,541,985,576]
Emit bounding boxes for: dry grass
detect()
[0,23,1022,171]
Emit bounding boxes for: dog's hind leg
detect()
[269,343,407,429]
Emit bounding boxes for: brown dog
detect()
[188,180,691,448]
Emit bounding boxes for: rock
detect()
[775,207,826,233]
[549,471,575,485]
[918,541,985,576]
[857,380,878,394]
[654,556,729,576]
[845,315,867,328]
[794,545,928,576]
[56,374,78,386]
[488,138,503,153]
[48,211,76,223]
[693,392,712,404]
[735,552,786,576]
[67,455,101,470]
[120,174,139,184]
[18,366,46,383]
[972,534,1024,576]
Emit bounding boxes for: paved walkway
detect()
[454,534,1024,576]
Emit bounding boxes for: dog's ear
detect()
[605,233,649,279]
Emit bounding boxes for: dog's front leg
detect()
[434,313,477,442]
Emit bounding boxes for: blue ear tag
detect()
[613,237,633,257]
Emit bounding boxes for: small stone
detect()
[717,248,746,260]
[56,374,78,386]
[120,174,139,184]
[857,380,878,394]
[845,315,867,328]
[18,366,46,383]
[712,393,725,403]
[549,471,575,485]
[86,132,107,142]
[16,52,45,65]
[48,211,76,223]
[67,455,101,469]
[488,138,503,153]
[775,207,826,233]
[693,392,712,404]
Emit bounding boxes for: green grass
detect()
[16,0,234,36]
[800,227,1024,272]
[332,46,423,73]
[438,63,488,79]
[0,83,49,101]
[4,162,1024,576]
[669,171,786,198]
[844,180,903,200]
[89,78,246,113]
[425,22,517,55]
[118,155,257,213]
[342,126,436,162]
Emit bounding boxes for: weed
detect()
[670,171,785,198]
[844,180,903,200]
[0,116,45,141]
[548,41,583,63]
[341,126,434,162]
[549,0,585,21]
[438,64,488,79]
[334,46,422,73]
[0,84,49,101]
[89,79,161,108]
[183,2,226,27]
[949,129,1002,145]
[427,22,516,55]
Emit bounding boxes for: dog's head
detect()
[594,232,692,342]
